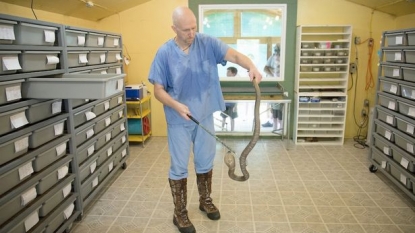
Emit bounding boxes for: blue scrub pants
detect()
[167,114,216,180]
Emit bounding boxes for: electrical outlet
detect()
[364,99,369,107]
[350,62,357,74]
[361,109,367,118]
[354,36,361,44]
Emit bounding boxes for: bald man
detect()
[148,6,262,233]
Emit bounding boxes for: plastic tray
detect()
[97,144,114,166]
[384,50,405,63]
[391,146,415,172]
[0,51,21,75]
[404,50,415,64]
[77,142,96,166]
[8,207,40,233]
[0,159,34,196]
[37,162,70,195]
[86,32,105,47]
[400,84,415,100]
[15,22,57,46]
[29,119,66,148]
[398,100,415,119]
[20,51,60,72]
[87,51,106,65]
[94,116,111,134]
[380,79,400,96]
[22,73,126,99]
[65,29,87,46]
[67,51,89,68]
[371,149,388,168]
[0,79,24,105]
[378,94,398,111]
[73,107,94,128]
[0,19,17,44]
[408,31,415,46]
[394,132,415,155]
[33,139,68,172]
[75,124,95,147]
[95,131,111,151]
[107,65,122,74]
[80,159,98,184]
[93,100,110,116]
[402,67,415,82]
[44,202,75,233]
[375,122,394,142]
[81,174,99,200]
[39,180,73,217]
[106,51,122,63]
[90,67,108,74]
[72,99,89,108]
[111,121,125,138]
[0,132,31,166]
[104,34,121,48]
[396,117,415,137]
[377,108,396,126]
[26,99,62,124]
[374,136,392,156]
[389,162,412,190]
[385,32,406,46]
[109,94,123,109]
[0,106,28,136]
[382,65,402,79]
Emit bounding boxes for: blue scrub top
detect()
[148,33,229,125]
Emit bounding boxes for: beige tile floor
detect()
[72,137,415,233]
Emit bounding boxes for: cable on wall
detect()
[31,0,38,19]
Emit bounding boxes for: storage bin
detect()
[394,132,415,156]
[0,79,24,105]
[26,99,62,124]
[382,65,402,79]
[378,94,398,111]
[385,32,406,46]
[111,121,126,138]
[77,142,96,165]
[8,207,40,233]
[75,124,95,147]
[33,139,68,172]
[97,144,113,166]
[37,162,70,195]
[72,99,89,108]
[402,67,415,82]
[404,50,415,64]
[0,19,17,44]
[90,67,107,74]
[86,32,105,47]
[113,134,126,152]
[407,31,415,46]
[374,136,392,156]
[94,116,111,134]
[99,159,114,182]
[0,159,34,196]
[65,29,87,46]
[20,51,60,72]
[0,132,31,166]
[23,73,126,99]
[87,51,106,65]
[391,146,415,173]
[0,183,37,226]
[377,108,396,126]
[109,94,123,109]
[375,122,394,142]
[39,180,73,217]
[380,79,400,95]
[400,84,415,100]
[0,106,28,136]
[73,107,95,128]
[396,117,415,137]
[107,65,122,74]
[80,159,97,184]
[67,51,89,68]
[69,69,91,74]
[111,109,123,123]
[29,119,66,148]
[398,100,415,118]
[371,149,388,167]
[104,34,121,48]
[93,100,110,116]
[106,51,122,63]
[0,51,21,75]
[14,22,57,46]
[389,162,412,190]
[95,131,111,150]
[44,202,75,233]
[384,50,404,63]
[81,174,99,200]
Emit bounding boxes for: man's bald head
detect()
[172,6,196,27]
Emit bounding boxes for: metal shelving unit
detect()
[126,95,152,146]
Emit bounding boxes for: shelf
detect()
[297,91,347,96]
[127,109,151,118]
[298,121,344,124]
[126,95,151,105]
[128,132,152,142]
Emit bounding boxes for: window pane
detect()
[241,11,282,37]
[203,12,234,37]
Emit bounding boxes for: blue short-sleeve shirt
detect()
[148,33,229,125]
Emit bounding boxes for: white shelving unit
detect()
[294,25,352,145]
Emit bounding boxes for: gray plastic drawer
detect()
[371,149,388,168]
[109,94,123,109]
[0,182,37,226]
[385,32,406,46]
[67,51,89,68]
[93,100,110,116]
[99,160,115,182]
[374,136,392,156]
[378,94,398,111]
[389,162,412,190]
[88,51,106,66]
[391,146,415,173]
[384,50,404,63]
[70,69,91,74]
[20,51,60,72]
[75,124,95,147]
[400,84,415,100]
[408,31,415,46]
[398,101,415,119]
[15,22,57,46]
[402,67,415,82]
[81,173,99,200]
[77,142,96,166]
[394,132,415,156]
[396,117,415,137]
[377,108,396,126]
[111,121,126,138]
[113,134,127,152]
[97,145,114,166]
[375,122,394,142]
[44,202,75,233]
[0,106,28,135]
[74,107,95,128]
[37,162,70,195]
[80,159,98,184]
[26,99,62,124]
[0,159,34,196]
[404,50,415,64]
[0,51,21,75]
[33,139,68,172]
[29,119,66,148]
[65,29,87,46]
[111,109,123,123]
[22,73,126,99]
[382,65,402,79]
[0,19,17,44]
[39,180,73,217]
[9,207,41,233]
[107,65,122,74]
[105,35,120,48]
[0,132,31,166]
[94,116,111,134]
[106,51,122,63]
[95,131,111,150]
[380,79,400,95]
[90,67,108,74]
[72,99,89,108]
[0,79,24,105]
[86,32,105,47]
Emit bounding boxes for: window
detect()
[199,4,287,81]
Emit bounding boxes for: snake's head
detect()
[224,151,236,169]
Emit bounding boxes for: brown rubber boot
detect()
[196,170,220,220]
[168,178,196,233]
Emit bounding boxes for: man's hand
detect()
[173,102,191,120]
[248,67,262,83]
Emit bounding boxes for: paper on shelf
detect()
[2,56,21,71]
[44,30,55,43]
[104,101,110,110]
[118,96,122,104]
[52,100,62,114]
[386,115,394,125]
[409,107,415,117]
[117,79,124,91]
[0,24,15,40]
[401,157,409,169]
[384,130,392,140]
[24,211,39,232]
[78,35,85,45]
[92,177,98,188]
[400,174,407,185]
[105,117,111,126]
[407,124,414,134]
[116,67,122,74]
[122,135,126,143]
[107,147,112,156]
[100,53,106,63]
[46,55,59,65]
[62,183,71,198]
[120,123,125,131]
[10,111,29,129]
[118,111,123,118]
[122,149,127,157]
[393,68,400,77]
[411,90,415,99]
[86,128,94,139]
[109,161,113,172]
[6,85,22,101]
[63,203,75,219]
[54,122,64,136]
[395,36,403,45]
[101,70,107,74]
[114,38,119,46]
[79,53,88,64]
[388,101,395,110]
[97,37,104,46]
[407,143,414,154]
[58,165,69,180]
[383,147,390,155]
[18,161,33,180]
[56,142,67,156]
[390,85,397,94]
[87,145,95,156]
[85,111,96,121]
[90,161,97,173]
[381,161,386,169]
[21,187,37,206]
[115,53,122,61]
[394,52,401,61]
[15,136,29,153]
[105,133,111,142]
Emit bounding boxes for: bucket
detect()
[128,117,150,135]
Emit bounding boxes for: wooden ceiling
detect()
[345,0,415,16]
